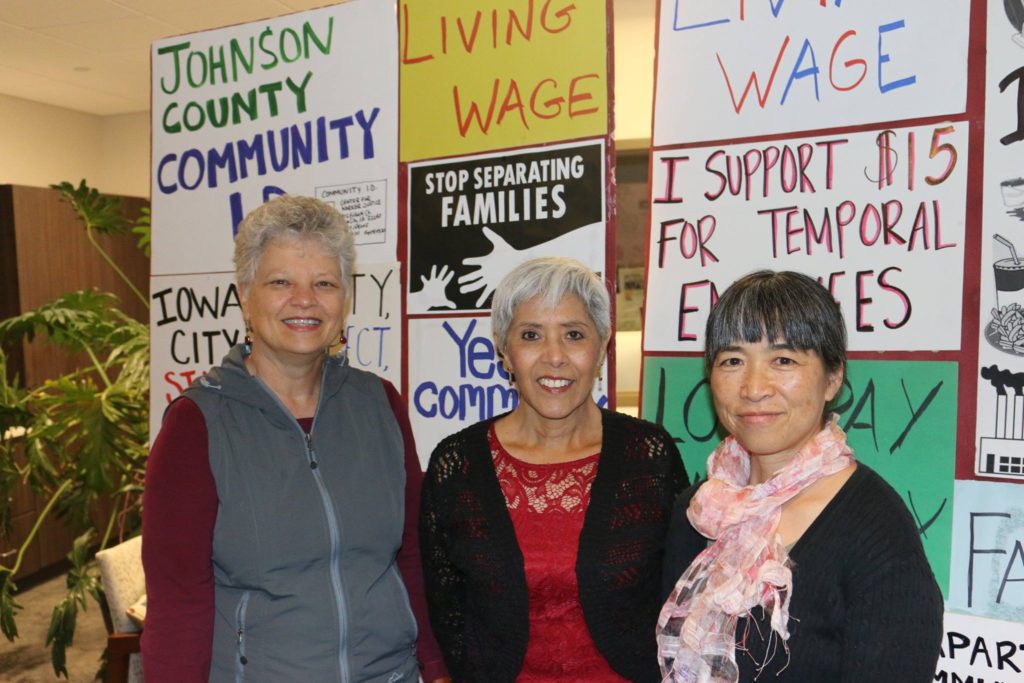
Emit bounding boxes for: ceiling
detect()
[0,0,390,116]
[0,0,653,118]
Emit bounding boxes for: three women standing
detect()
[144,203,941,683]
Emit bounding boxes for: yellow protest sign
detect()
[399,1,608,161]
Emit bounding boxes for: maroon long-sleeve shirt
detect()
[141,381,447,682]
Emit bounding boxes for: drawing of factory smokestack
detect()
[979,364,1024,480]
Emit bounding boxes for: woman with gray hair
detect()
[420,256,688,682]
[142,195,448,682]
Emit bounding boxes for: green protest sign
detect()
[641,357,955,594]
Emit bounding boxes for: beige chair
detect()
[95,535,144,683]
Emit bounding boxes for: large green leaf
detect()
[132,206,151,257]
[0,351,31,443]
[50,180,129,236]
[0,569,22,641]
[0,290,122,351]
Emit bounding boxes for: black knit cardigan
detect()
[662,464,944,682]
[419,409,688,683]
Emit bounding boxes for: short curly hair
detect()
[234,195,355,303]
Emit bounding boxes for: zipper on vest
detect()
[305,431,318,468]
[251,366,352,682]
[303,406,352,683]
[234,590,251,682]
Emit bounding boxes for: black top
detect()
[662,464,944,683]
[420,409,688,683]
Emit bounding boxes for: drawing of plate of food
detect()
[986,302,1024,355]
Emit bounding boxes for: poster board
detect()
[937,612,1024,682]
[399,0,616,462]
[975,4,1024,485]
[149,1,618,467]
[653,1,969,145]
[399,1,609,161]
[642,356,957,591]
[149,0,400,437]
[643,124,968,352]
[641,0,996,656]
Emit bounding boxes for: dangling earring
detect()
[598,374,604,394]
[244,323,253,352]
[500,356,515,386]
[327,330,347,356]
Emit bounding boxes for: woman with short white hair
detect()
[143,195,448,682]
[421,256,688,682]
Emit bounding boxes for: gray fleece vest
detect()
[184,345,419,683]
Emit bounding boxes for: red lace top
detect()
[489,426,629,682]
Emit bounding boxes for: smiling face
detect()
[239,237,346,367]
[502,294,607,424]
[710,338,843,471]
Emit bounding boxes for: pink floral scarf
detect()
[656,416,854,682]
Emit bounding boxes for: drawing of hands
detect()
[458,222,604,308]
[458,227,523,308]
[409,264,457,311]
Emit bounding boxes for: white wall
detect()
[612,0,655,406]
[0,93,148,198]
[0,94,104,192]
[613,0,656,146]
[98,111,150,198]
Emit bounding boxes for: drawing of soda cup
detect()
[994,234,1024,309]
[995,260,1024,308]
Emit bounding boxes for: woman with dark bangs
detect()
[657,270,942,683]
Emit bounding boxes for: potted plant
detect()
[0,180,150,677]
